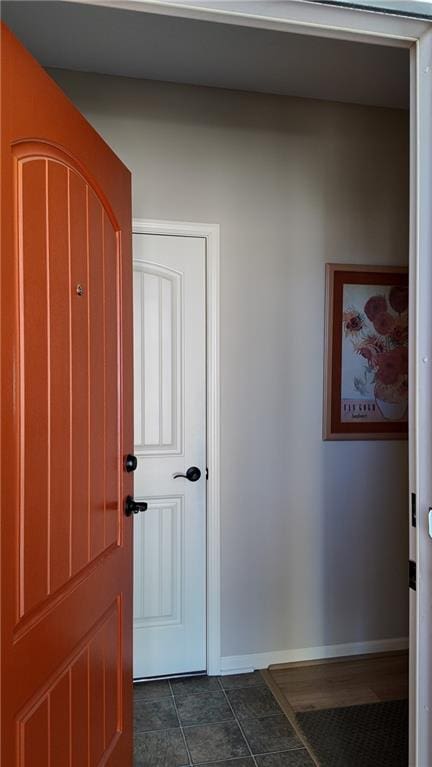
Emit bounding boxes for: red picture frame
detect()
[323,264,408,441]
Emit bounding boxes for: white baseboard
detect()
[219,636,409,675]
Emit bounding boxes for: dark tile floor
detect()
[134,672,315,767]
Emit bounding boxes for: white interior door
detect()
[132,232,207,679]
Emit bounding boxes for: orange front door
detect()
[1,24,133,766]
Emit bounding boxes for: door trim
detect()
[132,218,221,675]
[412,26,432,767]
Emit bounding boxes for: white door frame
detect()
[122,3,432,762]
[412,23,432,767]
[132,218,221,676]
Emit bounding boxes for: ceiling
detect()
[2,0,410,108]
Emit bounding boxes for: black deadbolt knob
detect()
[125,454,138,472]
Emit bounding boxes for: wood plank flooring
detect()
[268,650,409,713]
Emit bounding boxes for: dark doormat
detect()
[297,699,408,767]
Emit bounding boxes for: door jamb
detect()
[132,217,221,676]
[127,4,432,758]
[411,26,432,767]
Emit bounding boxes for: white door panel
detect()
[133,233,206,678]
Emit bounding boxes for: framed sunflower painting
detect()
[323,264,408,440]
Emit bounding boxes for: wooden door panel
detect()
[69,169,90,577]
[105,607,120,745]
[71,649,89,767]
[16,145,123,620]
[1,23,133,766]
[50,671,71,766]
[17,600,121,767]
[48,161,72,594]
[89,620,108,765]
[88,189,106,560]
[21,157,50,617]
[21,698,50,766]
[104,214,121,550]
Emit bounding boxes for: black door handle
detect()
[173,466,201,482]
[124,454,138,472]
[125,495,148,517]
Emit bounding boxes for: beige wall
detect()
[49,69,410,664]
